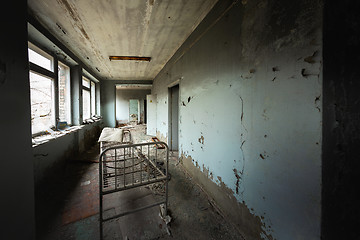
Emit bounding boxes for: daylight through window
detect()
[28,43,55,135]
[82,76,96,120]
[58,62,71,124]
[29,72,54,134]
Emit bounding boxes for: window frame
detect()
[82,75,97,120]
[28,40,101,138]
[28,42,57,136]
[29,71,56,135]
[58,61,72,125]
[28,42,54,72]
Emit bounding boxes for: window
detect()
[82,76,96,120]
[28,43,55,135]
[28,41,100,137]
[29,72,55,134]
[91,81,96,115]
[28,45,53,72]
[58,62,71,124]
[82,77,91,120]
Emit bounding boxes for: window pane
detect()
[83,89,91,120]
[58,62,71,124]
[82,77,90,88]
[91,81,96,116]
[30,72,54,134]
[28,47,53,72]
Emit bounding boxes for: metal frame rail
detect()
[99,141,169,240]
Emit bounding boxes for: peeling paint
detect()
[198,135,204,144]
[156,130,168,143]
[151,0,322,238]
[304,50,320,64]
[233,168,243,195]
[259,152,269,160]
[180,153,273,240]
[301,68,320,78]
[272,66,280,72]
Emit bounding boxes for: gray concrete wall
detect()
[101,80,152,127]
[0,1,35,239]
[33,121,103,185]
[101,80,117,127]
[152,0,322,239]
[116,89,151,124]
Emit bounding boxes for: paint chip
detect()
[198,135,204,144]
[272,66,280,72]
[80,180,90,186]
[304,50,319,64]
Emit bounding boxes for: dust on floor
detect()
[36,124,242,240]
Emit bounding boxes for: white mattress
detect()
[98,127,123,142]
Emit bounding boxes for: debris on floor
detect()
[35,124,242,240]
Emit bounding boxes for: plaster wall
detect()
[33,121,102,185]
[115,89,150,124]
[0,1,35,238]
[152,0,322,239]
[101,80,117,127]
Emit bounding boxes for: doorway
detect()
[169,85,179,151]
[129,99,139,123]
[144,99,147,124]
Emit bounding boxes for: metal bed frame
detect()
[99,141,169,239]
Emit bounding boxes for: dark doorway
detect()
[169,85,179,151]
[144,99,147,124]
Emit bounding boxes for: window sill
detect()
[32,125,82,147]
[82,116,102,125]
[32,118,102,147]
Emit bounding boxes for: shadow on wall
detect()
[33,121,103,187]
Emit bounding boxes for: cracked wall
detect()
[152,0,322,239]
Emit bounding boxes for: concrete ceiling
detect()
[28,0,218,81]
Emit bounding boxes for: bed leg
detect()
[165,180,169,214]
